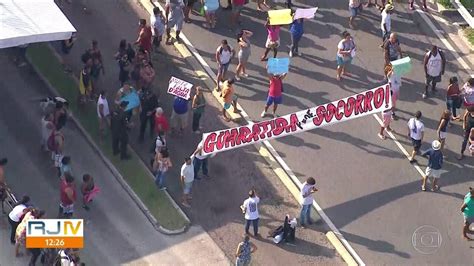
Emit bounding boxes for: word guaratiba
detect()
[202,84,391,155]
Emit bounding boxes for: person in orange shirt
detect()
[221,79,240,121]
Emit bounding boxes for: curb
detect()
[143,0,363,264]
[26,44,190,235]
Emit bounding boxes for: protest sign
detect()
[294,7,318,20]
[268,9,293,25]
[268,57,290,74]
[391,57,412,76]
[121,90,140,112]
[201,84,392,155]
[168,76,193,100]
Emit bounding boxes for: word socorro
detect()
[201,84,391,155]
[26,219,84,248]
[168,76,193,100]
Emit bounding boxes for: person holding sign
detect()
[336,31,356,81]
[261,18,281,61]
[261,72,287,118]
[289,17,304,57]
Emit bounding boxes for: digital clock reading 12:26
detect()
[45,238,65,247]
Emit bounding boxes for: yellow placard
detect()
[268,9,293,25]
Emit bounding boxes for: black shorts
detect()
[411,138,422,151]
[186,0,196,7]
[426,74,441,85]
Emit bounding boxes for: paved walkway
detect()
[0,51,228,266]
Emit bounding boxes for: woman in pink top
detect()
[261,18,280,61]
[261,73,287,117]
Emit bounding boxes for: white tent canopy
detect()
[0,0,76,49]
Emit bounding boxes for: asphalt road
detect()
[177,0,474,264]
[0,51,228,266]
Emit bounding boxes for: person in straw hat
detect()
[380,4,394,47]
[421,140,444,191]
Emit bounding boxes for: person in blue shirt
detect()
[171,96,189,135]
[289,18,304,57]
[421,140,443,192]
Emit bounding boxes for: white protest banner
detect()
[167,76,193,100]
[294,7,318,20]
[201,84,391,155]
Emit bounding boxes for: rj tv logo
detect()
[26,219,84,248]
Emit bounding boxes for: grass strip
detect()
[27,43,187,231]
[461,0,474,10]
[439,0,455,9]
[463,27,474,46]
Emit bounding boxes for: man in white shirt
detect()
[300,177,317,227]
[423,45,446,99]
[180,157,194,207]
[150,7,165,50]
[380,4,394,47]
[192,141,210,180]
[407,111,424,163]
[241,189,260,236]
[165,0,185,44]
[215,40,235,91]
[97,90,110,139]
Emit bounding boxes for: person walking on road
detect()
[383,33,402,67]
[261,72,287,118]
[378,109,393,140]
[436,110,451,151]
[407,111,424,163]
[221,79,240,122]
[235,30,253,80]
[289,18,304,57]
[241,189,260,237]
[151,7,166,50]
[111,101,131,160]
[59,173,76,218]
[300,177,317,227]
[202,0,219,28]
[171,96,189,136]
[97,90,110,139]
[154,148,173,190]
[184,0,196,23]
[154,107,170,137]
[192,141,210,180]
[230,0,245,30]
[385,64,401,120]
[261,19,280,61]
[380,4,394,46]
[461,187,474,240]
[423,45,446,99]
[336,31,356,81]
[421,140,443,191]
[446,77,462,121]
[165,0,185,44]
[192,86,206,134]
[216,40,235,90]
[81,174,100,210]
[180,157,194,208]
[349,0,362,29]
[41,113,55,152]
[139,89,158,142]
[8,195,30,244]
[458,110,474,160]
[235,235,257,266]
[135,19,153,56]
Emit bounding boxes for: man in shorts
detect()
[221,79,240,122]
[421,140,443,191]
[461,187,474,240]
[423,45,446,99]
[171,96,189,135]
[407,111,424,163]
[349,0,362,29]
[165,0,185,44]
[261,73,287,117]
[180,157,194,208]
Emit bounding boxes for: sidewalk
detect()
[0,50,228,266]
[46,0,343,264]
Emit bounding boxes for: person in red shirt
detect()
[154,107,170,136]
[261,73,287,117]
[59,173,76,218]
[135,19,153,56]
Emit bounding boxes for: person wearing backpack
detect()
[423,45,446,99]
[215,40,235,91]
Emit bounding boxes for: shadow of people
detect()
[340,230,411,259]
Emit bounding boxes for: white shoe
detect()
[235,75,241,81]
[242,73,249,77]
[289,51,293,57]
[261,111,266,118]
[297,52,302,56]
